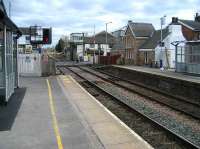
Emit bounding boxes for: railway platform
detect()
[99,65,200,110]
[114,65,200,83]
[0,75,152,149]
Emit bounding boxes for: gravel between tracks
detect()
[69,66,200,147]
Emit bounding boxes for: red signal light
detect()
[44,37,48,43]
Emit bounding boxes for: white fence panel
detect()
[18,54,42,76]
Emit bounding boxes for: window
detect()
[90,44,95,48]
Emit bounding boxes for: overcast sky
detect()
[10,0,200,45]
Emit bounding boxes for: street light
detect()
[105,22,112,56]
[160,15,166,68]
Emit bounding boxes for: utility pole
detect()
[105,22,112,56]
[160,15,167,68]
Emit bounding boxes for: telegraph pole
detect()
[160,15,166,68]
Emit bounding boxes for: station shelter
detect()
[176,41,200,75]
[0,0,21,103]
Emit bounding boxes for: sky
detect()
[9,0,200,46]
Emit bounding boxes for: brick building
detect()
[177,13,200,41]
[123,21,155,65]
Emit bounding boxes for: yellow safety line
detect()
[46,79,64,149]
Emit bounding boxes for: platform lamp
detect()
[160,15,166,68]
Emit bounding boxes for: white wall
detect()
[155,25,185,68]
[18,35,30,45]
[18,54,42,76]
[77,45,84,57]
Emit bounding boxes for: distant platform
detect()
[98,65,200,105]
[114,65,200,84]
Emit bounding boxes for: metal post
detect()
[11,32,14,92]
[16,38,19,88]
[4,25,7,101]
[175,45,178,72]
[160,22,163,51]
[160,15,166,68]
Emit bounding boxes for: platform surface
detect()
[114,65,200,83]
[0,76,152,149]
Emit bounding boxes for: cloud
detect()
[10,0,200,45]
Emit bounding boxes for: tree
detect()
[55,38,65,52]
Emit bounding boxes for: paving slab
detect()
[0,77,103,149]
[58,75,153,149]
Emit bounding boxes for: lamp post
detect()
[160,15,166,68]
[160,15,166,49]
[105,22,112,56]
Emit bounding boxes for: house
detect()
[177,13,200,41]
[123,20,155,65]
[0,0,22,102]
[139,18,185,68]
[139,29,169,66]
[66,33,87,61]
[76,31,116,62]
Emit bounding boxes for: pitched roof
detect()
[178,19,200,31]
[128,22,155,37]
[84,31,116,44]
[139,28,169,49]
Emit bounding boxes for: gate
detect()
[18,53,42,76]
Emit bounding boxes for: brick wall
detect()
[182,25,200,41]
[123,26,150,65]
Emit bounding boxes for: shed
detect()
[176,41,200,75]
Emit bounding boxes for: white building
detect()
[156,25,185,68]
[139,22,185,68]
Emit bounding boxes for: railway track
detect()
[77,66,200,120]
[57,66,200,149]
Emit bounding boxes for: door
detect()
[144,51,148,64]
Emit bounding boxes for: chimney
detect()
[195,13,200,22]
[172,17,178,24]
